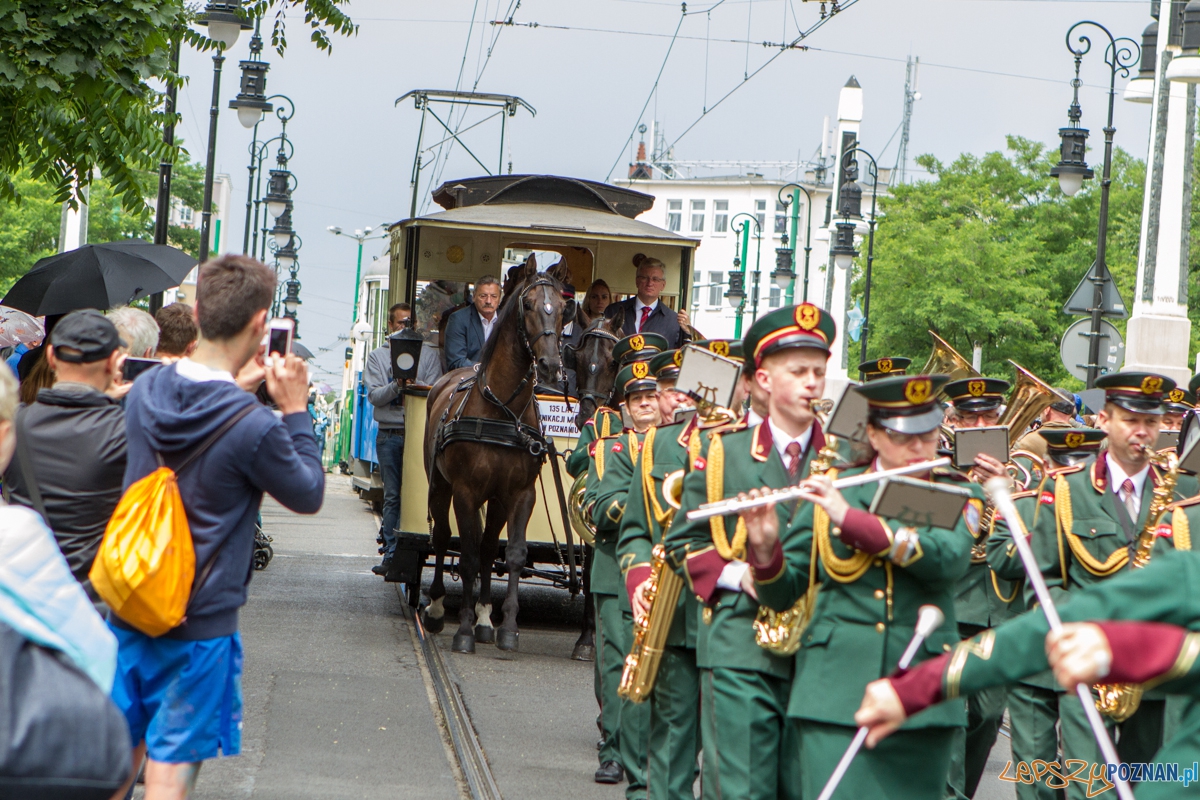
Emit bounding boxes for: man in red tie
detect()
[605,254,692,347]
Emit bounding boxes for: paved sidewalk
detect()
[185,474,458,800]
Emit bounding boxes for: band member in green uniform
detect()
[986,427,1106,800]
[664,303,836,800]
[943,376,1013,797]
[569,333,668,478]
[857,356,911,382]
[1162,385,1193,434]
[1025,372,1196,768]
[744,373,976,800]
[590,360,660,794]
[618,340,741,800]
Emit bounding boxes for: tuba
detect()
[567,472,596,545]
[1093,450,1181,721]
[921,331,980,382]
[997,361,1059,449]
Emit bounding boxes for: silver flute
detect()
[685,457,951,522]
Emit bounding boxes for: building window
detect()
[714,200,728,233]
[179,205,193,225]
[690,199,705,233]
[769,284,782,308]
[692,269,701,306]
[667,199,682,232]
[775,200,789,235]
[707,271,724,307]
[755,199,766,235]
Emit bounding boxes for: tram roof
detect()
[391,202,700,247]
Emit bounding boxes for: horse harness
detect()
[570,324,620,411]
[435,277,562,460]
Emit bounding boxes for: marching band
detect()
[572,300,1200,800]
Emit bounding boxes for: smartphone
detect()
[122,357,161,382]
[266,317,294,362]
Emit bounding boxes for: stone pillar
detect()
[825,76,863,387]
[1126,0,1195,384]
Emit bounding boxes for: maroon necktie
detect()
[786,441,803,480]
[1120,478,1136,518]
[638,306,651,332]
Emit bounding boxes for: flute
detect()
[685,457,951,521]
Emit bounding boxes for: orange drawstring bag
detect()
[89,405,256,637]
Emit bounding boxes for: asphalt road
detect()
[161,474,1018,799]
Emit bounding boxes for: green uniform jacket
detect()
[616,417,702,648]
[756,463,977,729]
[663,419,825,679]
[568,407,622,479]
[590,429,644,597]
[925,508,1200,705]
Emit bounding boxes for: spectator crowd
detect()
[0,255,326,799]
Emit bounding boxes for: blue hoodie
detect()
[119,361,324,640]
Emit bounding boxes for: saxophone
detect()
[619,543,684,703]
[752,422,837,656]
[1092,449,1179,722]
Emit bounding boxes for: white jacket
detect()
[0,504,117,691]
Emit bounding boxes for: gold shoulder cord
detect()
[595,439,606,480]
[1056,474,1129,577]
[1173,506,1192,551]
[600,412,612,438]
[642,427,672,529]
[815,468,873,583]
[990,570,1020,603]
[688,428,702,466]
[706,433,747,560]
[629,431,641,467]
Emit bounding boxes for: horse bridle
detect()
[569,325,620,410]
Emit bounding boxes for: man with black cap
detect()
[4,309,128,602]
[665,303,837,800]
[1026,372,1198,771]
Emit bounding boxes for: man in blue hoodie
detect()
[110,255,325,800]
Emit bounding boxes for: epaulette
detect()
[1046,463,1085,478]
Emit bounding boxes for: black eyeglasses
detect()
[882,428,941,446]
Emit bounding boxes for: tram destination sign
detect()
[538,397,580,439]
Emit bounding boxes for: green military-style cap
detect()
[692,339,744,362]
[650,350,681,382]
[1095,371,1175,415]
[858,356,912,382]
[944,377,1011,414]
[612,332,668,366]
[853,374,951,435]
[743,302,837,367]
[1165,385,1195,414]
[616,360,658,397]
[1041,427,1107,454]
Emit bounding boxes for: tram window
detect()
[690,199,705,233]
[755,200,766,235]
[667,199,682,232]
[707,271,724,307]
[775,200,789,236]
[714,200,728,233]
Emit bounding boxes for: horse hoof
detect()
[422,610,444,634]
[475,624,496,644]
[571,643,595,662]
[496,629,519,651]
[452,633,476,653]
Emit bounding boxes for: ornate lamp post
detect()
[728,213,761,338]
[775,183,816,303]
[1051,21,1139,387]
[832,146,880,368]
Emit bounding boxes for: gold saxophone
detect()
[753,400,837,656]
[1092,449,1179,722]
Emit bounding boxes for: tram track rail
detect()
[400,592,503,800]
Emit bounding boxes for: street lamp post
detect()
[727,214,761,338]
[228,21,274,255]
[775,183,815,304]
[328,226,390,323]
[831,146,880,370]
[1050,21,1139,388]
[195,1,251,265]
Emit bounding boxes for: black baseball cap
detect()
[49,309,125,363]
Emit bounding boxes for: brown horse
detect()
[423,255,573,653]
[561,309,624,661]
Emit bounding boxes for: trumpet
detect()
[685,457,952,521]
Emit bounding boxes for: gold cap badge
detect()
[1141,375,1163,395]
[710,341,729,357]
[632,361,649,379]
[1169,389,1185,403]
[877,358,893,373]
[630,335,645,351]
[1064,432,1085,448]
[673,350,684,366]
[905,378,932,405]
[796,303,819,331]
[967,380,986,397]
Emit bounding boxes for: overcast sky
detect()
[173,0,1156,382]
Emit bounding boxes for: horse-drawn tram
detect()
[361,174,697,649]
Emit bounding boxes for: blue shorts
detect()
[109,623,244,763]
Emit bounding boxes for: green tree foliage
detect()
[87,159,206,258]
[857,135,1147,387]
[0,170,58,294]
[0,0,354,211]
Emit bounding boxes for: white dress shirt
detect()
[746,408,764,427]
[479,311,497,342]
[634,298,659,332]
[768,417,814,470]
[1107,453,1149,518]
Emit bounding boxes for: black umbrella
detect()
[291,341,314,361]
[2,240,198,316]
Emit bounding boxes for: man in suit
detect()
[605,255,691,349]
[443,276,502,370]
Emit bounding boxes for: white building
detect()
[173,173,233,305]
